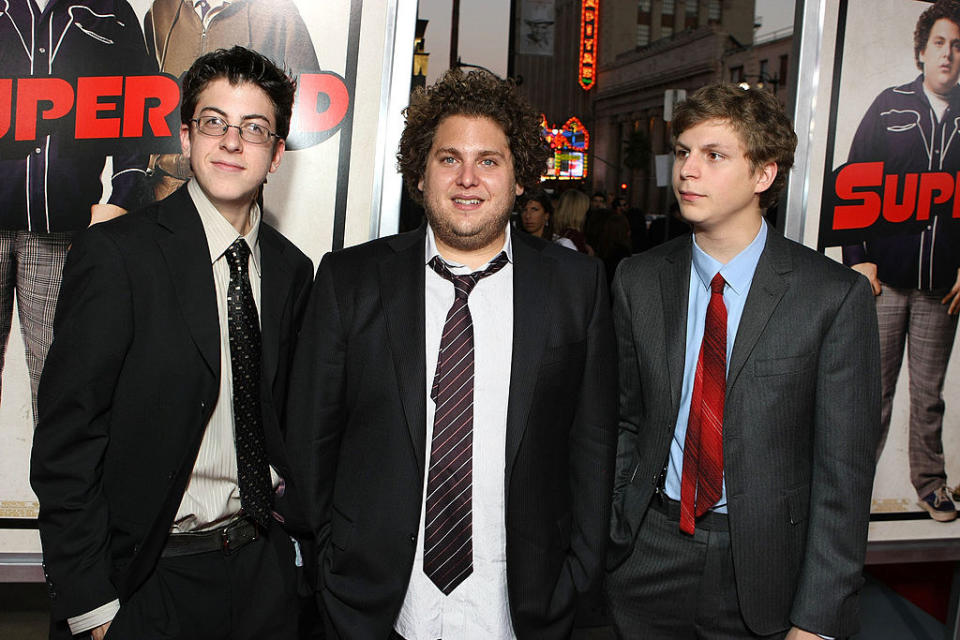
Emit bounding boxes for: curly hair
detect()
[914,0,960,70]
[397,69,550,205]
[181,46,296,140]
[672,83,797,210]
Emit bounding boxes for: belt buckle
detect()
[221,519,254,555]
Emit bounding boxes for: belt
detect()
[650,494,729,531]
[162,515,260,558]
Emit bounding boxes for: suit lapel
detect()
[380,229,428,473]
[660,238,692,414]
[505,234,550,488]
[727,230,791,390]
[155,187,220,377]
[257,227,291,390]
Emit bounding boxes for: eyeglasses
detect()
[190,115,280,144]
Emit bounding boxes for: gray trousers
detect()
[0,230,72,423]
[875,284,959,499]
[604,500,787,640]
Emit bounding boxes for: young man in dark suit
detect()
[31,46,313,640]
[606,84,882,639]
[285,69,618,639]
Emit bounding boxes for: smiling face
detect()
[672,119,775,237]
[921,18,960,96]
[521,199,550,237]
[180,78,284,227]
[419,114,523,261]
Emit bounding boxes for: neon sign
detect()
[541,115,590,180]
[578,0,599,90]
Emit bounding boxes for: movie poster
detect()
[789,0,960,541]
[0,0,414,564]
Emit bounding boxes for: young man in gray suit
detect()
[605,84,881,639]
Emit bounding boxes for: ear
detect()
[268,138,286,174]
[180,123,192,160]
[515,182,524,197]
[418,177,424,192]
[754,161,777,195]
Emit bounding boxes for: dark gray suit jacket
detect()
[608,229,881,637]
[285,226,618,639]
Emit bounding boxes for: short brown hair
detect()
[673,83,797,210]
[914,0,960,70]
[397,69,549,205]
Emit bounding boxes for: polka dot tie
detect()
[225,239,272,528]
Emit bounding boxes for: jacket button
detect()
[409,534,416,544]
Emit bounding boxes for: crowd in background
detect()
[515,187,690,285]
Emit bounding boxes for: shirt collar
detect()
[691,219,767,296]
[424,224,514,271]
[187,179,262,277]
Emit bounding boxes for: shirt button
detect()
[39,47,45,53]
[34,148,42,154]
[409,534,415,543]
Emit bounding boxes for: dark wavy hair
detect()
[672,83,797,210]
[397,68,550,205]
[180,46,296,140]
[914,0,960,70]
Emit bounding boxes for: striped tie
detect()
[423,252,508,595]
[680,273,727,535]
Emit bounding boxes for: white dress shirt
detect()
[394,225,516,640]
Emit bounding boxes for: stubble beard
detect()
[424,200,513,253]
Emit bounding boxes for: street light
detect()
[737,71,780,93]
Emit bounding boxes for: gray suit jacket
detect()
[607,229,881,637]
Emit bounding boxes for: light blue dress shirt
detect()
[663,221,768,511]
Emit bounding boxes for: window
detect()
[662,0,675,15]
[779,54,789,85]
[637,24,650,46]
[638,0,651,12]
[684,0,699,28]
[708,0,721,21]
[759,59,768,78]
[661,24,673,38]
[729,65,744,83]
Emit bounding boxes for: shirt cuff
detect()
[67,599,120,635]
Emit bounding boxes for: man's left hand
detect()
[786,627,823,640]
[941,268,960,315]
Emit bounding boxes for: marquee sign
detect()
[578,0,598,90]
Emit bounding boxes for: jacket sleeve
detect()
[841,94,886,266]
[283,253,347,583]
[553,259,618,618]
[789,274,882,637]
[30,226,134,621]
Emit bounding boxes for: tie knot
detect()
[429,252,508,300]
[225,239,250,274]
[710,272,725,295]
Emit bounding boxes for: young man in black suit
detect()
[31,46,313,640]
[606,84,882,639]
[285,69,618,639]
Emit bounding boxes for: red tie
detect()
[680,273,727,535]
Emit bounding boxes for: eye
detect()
[480,158,497,166]
[441,156,457,164]
[674,148,689,159]
[243,122,267,135]
[708,151,725,161]
[203,115,225,127]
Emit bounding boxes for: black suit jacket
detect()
[285,226,618,639]
[30,186,313,628]
[608,230,882,637]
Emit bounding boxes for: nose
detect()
[220,125,243,151]
[678,154,700,180]
[457,161,479,187]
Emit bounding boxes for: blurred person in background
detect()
[522,192,577,250]
[553,190,591,254]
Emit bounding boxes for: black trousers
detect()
[102,522,300,640]
[604,501,788,640]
